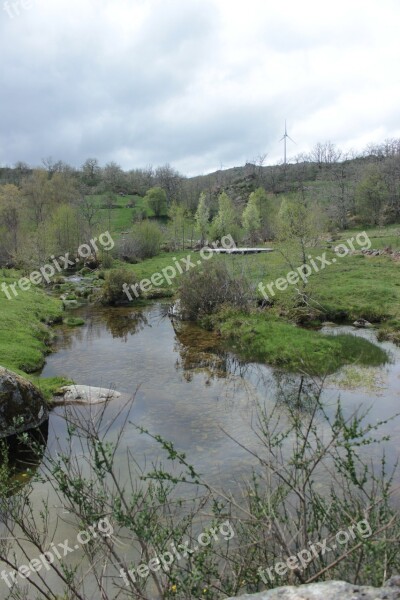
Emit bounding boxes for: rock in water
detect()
[353,318,372,328]
[53,385,121,405]
[0,366,48,439]
[226,578,400,600]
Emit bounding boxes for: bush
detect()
[100,250,114,269]
[179,261,255,321]
[116,221,163,262]
[101,268,139,305]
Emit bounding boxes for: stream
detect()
[2,301,400,597]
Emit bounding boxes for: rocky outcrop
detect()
[227,578,400,600]
[0,367,48,438]
[362,247,400,260]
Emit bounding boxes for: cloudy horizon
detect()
[0,0,399,176]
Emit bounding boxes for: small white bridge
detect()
[208,247,274,255]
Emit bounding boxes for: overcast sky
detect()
[0,0,399,176]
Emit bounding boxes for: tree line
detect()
[0,137,399,269]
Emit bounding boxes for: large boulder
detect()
[0,367,48,439]
[227,578,400,600]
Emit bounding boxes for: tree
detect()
[328,154,355,230]
[168,201,186,250]
[309,141,342,168]
[249,187,274,239]
[355,166,388,225]
[102,162,124,193]
[21,169,51,226]
[242,194,261,244]
[81,158,101,188]
[47,172,79,206]
[49,204,81,257]
[155,164,184,205]
[145,187,168,217]
[210,192,237,240]
[194,192,209,244]
[276,195,325,300]
[78,193,101,235]
[0,184,22,255]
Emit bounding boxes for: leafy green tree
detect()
[49,203,81,257]
[210,191,237,240]
[275,195,326,305]
[277,196,324,265]
[168,201,186,249]
[242,194,261,243]
[250,187,275,239]
[145,187,168,217]
[194,192,209,244]
[355,166,388,225]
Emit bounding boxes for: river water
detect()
[37,302,400,484]
[2,302,399,597]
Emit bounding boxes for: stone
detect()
[227,578,400,600]
[168,299,190,320]
[0,366,48,439]
[353,319,372,328]
[53,385,121,406]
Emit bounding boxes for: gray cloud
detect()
[0,0,399,175]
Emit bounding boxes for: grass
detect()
[87,193,155,232]
[0,270,69,399]
[113,227,398,375]
[113,228,400,330]
[213,309,389,375]
[64,317,85,327]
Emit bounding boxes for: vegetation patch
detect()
[328,365,385,391]
[64,317,85,327]
[214,309,388,375]
[0,271,63,373]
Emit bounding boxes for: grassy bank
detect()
[111,227,398,374]
[213,309,388,375]
[117,227,400,325]
[0,270,68,399]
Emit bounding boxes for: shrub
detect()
[101,268,139,305]
[100,250,114,269]
[179,260,255,321]
[116,221,163,261]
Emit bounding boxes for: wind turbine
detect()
[280,120,296,165]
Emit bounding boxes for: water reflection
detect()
[0,421,48,496]
[39,302,400,486]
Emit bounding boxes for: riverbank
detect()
[109,227,398,374]
[0,270,69,399]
